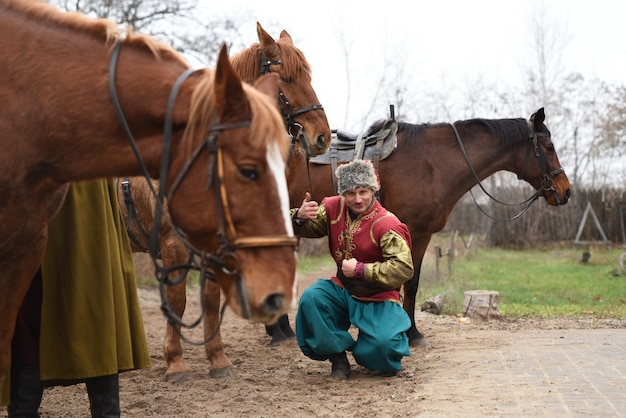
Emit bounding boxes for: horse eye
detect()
[238,165,259,181]
[541,139,555,153]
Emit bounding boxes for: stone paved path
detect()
[417,328,626,417]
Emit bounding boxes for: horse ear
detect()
[254,73,280,103]
[214,43,248,120]
[279,29,294,45]
[257,22,280,58]
[532,107,546,129]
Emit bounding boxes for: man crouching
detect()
[291,159,414,379]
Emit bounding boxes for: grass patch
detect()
[134,240,626,319]
[417,244,626,318]
[296,254,335,274]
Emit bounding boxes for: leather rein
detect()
[450,115,564,221]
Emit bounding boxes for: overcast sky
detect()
[207,0,625,130]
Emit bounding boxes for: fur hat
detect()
[336,160,380,195]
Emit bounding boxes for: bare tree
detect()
[55,0,195,31]
[519,4,621,188]
[49,0,251,66]
[594,83,626,186]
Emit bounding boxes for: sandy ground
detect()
[2,264,625,417]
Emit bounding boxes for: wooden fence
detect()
[444,186,626,248]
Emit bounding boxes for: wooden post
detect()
[434,245,442,279]
[573,201,611,249]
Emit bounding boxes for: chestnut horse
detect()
[117,23,331,380]
[0,0,298,394]
[286,108,572,347]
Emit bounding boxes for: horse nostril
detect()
[316,134,326,151]
[263,293,285,315]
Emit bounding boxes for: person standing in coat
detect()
[292,159,414,379]
[2,178,152,417]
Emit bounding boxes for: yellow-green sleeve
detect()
[364,230,414,289]
[290,205,329,238]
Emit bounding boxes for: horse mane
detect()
[6,0,187,66]
[398,118,528,151]
[230,41,312,85]
[459,118,528,151]
[182,73,289,159]
[398,122,429,138]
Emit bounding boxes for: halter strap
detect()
[259,52,324,154]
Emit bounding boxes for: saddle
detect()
[310,117,398,165]
[309,115,398,193]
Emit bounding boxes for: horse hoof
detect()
[210,366,234,379]
[165,371,192,383]
[409,336,430,348]
[278,315,295,338]
[269,333,294,346]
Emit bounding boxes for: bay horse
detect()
[0,0,298,394]
[118,23,331,380]
[286,108,572,347]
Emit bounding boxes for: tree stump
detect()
[463,290,499,319]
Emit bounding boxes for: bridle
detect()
[108,41,297,340]
[451,115,564,221]
[519,114,564,197]
[259,52,324,156]
[165,119,299,259]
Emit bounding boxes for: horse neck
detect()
[14,39,191,183]
[423,121,528,204]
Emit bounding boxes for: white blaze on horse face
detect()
[267,141,294,238]
[267,140,298,303]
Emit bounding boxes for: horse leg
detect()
[265,314,295,345]
[203,282,233,379]
[403,257,430,347]
[278,314,295,337]
[163,274,192,382]
[0,243,46,394]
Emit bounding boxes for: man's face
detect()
[343,187,375,215]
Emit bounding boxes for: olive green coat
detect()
[2,179,151,404]
[39,179,151,380]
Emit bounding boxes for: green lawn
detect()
[137,243,626,319]
[418,245,626,317]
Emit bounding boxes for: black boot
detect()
[86,374,120,418]
[265,314,296,345]
[265,322,288,345]
[8,364,43,418]
[328,352,351,380]
[278,314,295,338]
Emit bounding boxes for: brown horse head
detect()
[166,45,297,323]
[521,107,571,206]
[230,23,331,157]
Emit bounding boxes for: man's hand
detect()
[341,258,358,278]
[297,192,318,220]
